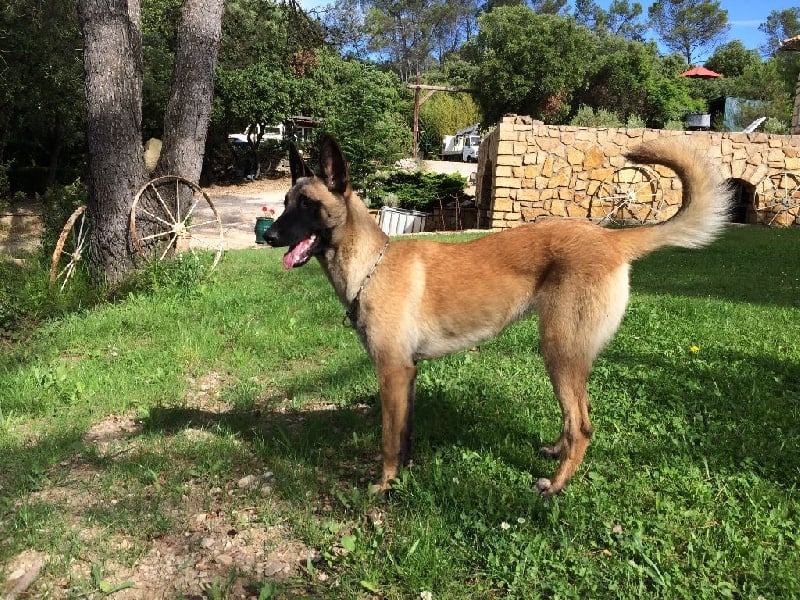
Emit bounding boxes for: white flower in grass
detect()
[500,521,511,530]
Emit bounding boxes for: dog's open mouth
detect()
[283,234,319,270]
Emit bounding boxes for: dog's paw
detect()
[369,482,390,497]
[535,478,554,498]
[539,445,560,461]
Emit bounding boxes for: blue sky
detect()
[299,0,794,60]
[632,0,790,57]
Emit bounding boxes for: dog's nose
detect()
[263,224,279,246]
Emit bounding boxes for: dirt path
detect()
[194,176,292,251]
[193,160,476,251]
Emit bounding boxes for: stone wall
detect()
[476,115,800,229]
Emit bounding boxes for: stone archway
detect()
[728,178,756,224]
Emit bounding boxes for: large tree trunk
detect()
[78,0,147,283]
[78,0,224,284]
[156,0,224,183]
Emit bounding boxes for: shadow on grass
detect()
[3,340,797,540]
[133,333,799,501]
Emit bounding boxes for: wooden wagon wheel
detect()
[754,171,800,227]
[591,165,665,226]
[130,175,224,271]
[50,205,89,291]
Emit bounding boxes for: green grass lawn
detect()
[1,225,798,598]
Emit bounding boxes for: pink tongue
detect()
[282,237,315,270]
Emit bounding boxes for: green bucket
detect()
[254,217,274,244]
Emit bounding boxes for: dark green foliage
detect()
[0,164,9,213]
[705,40,761,77]
[0,2,85,193]
[40,180,88,257]
[573,37,703,127]
[467,8,595,123]
[305,51,413,185]
[368,170,470,211]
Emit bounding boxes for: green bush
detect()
[569,105,623,127]
[626,113,646,128]
[763,117,790,135]
[368,170,471,211]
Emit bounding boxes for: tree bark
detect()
[78,0,224,284]
[156,0,224,183]
[78,0,147,283]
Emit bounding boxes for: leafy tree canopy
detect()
[302,49,413,184]
[322,0,481,80]
[648,0,729,65]
[574,37,701,127]
[705,40,761,77]
[759,7,800,57]
[466,6,595,123]
[573,0,647,41]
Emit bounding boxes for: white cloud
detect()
[730,20,762,28]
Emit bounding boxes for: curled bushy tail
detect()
[618,138,733,259]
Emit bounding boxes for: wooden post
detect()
[793,72,800,135]
[778,36,800,134]
[413,74,421,158]
[405,82,474,158]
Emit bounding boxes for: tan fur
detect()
[274,137,732,498]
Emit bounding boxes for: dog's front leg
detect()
[371,358,416,494]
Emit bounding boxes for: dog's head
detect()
[264,136,351,269]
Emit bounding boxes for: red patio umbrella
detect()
[679,66,722,79]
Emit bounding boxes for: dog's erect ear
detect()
[318,135,351,196]
[289,143,313,185]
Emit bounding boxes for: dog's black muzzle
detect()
[263,223,282,247]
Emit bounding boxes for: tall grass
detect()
[1,225,798,598]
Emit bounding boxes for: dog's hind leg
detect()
[535,363,594,498]
[371,357,417,494]
[535,266,630,497]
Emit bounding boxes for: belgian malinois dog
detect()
[264,136,731,498]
